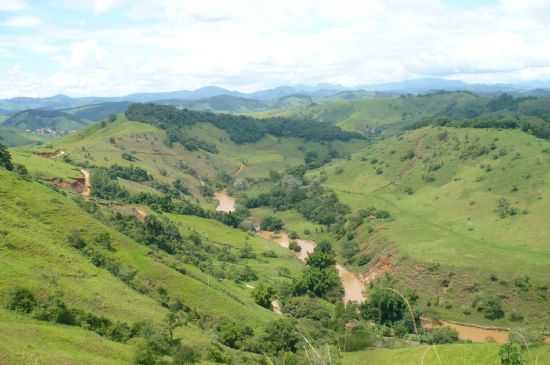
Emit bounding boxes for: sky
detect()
[1,0,550,98]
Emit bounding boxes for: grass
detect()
[307,126,550,328]
[0,309,134,365]
[168,214,305,281]
[11,149,81,180]
[45,114,365,205]
[255,92,479,133]
[343,344,550,365]
[0,172,282,326]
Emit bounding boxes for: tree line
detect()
[126,103,363,147]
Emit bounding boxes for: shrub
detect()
[509,311,524,322]
[173,344,200,365]
[420,327,459,344]
[0,143,14,171]
[252,283,276,309]
[216,321,254,349]
[68,230,86,249]
[6,288,36,313]
[260,216,284,231]
[282,296,331,321]
[261,319,300,354]
[288,241,302,252]
[262,250,277,258]
[480,297,505,320]
[499,343,525,365]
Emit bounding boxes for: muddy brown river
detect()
[216,191,366,303]
[214,191,550,343]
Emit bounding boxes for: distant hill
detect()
[63,101,131,121]
[4,109,89,132]
[161,95,267,113]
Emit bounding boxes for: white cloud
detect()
[0,0,27,11]
[4,15,40,27]
[93,0,118,14]
[4,0,550,97]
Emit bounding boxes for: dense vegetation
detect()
[126,103,363,145]
[3,91,550,364]
[0,142,13,170]
[408,93,550,140]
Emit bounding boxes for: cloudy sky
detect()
[1,0,550,98]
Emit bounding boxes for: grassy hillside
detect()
[343,344,550,365]
[0,126,49,147]
[256,92,481,133]
[311,126,550,328]
[4,109,89,132]
[63,101,130,121]
[0,165,309,363]
[46,114,365,203]
[0,309,134,365]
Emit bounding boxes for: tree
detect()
[306,241,336,269]
[293,267,341,299]
[482,297,505,320]
[0,143,13,171]
[260,216,284,231]
[133,341,158,365]
[361,287,407,326]
[173,344,200,365]
[499,343,524,365]
[252,283,275,309]
[216,321,254,349]
[261,319,301,354]
[6,288,36,313]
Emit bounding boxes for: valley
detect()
[2,92,550,365]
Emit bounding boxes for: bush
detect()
[216,321,254,349]
[282,296,331,321]
[261,319,300,354]
[173,344,200,365]
[288,241,301,252]
[479,297,505,320]
[68,230,86,249]
[420,327,459,344]
[252,283,276,309]
[260,216,284,231]
[6,288,36,313]
[499,343,525,365]
[0,143,13,171]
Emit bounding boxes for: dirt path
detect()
[134,208,147,222]
[214,190,236,213]
[421,318,511,344]
[80,169,91,197]
[235,163,247,176]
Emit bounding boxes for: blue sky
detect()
[1,0,550,98]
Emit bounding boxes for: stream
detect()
[215,190,366,303]
[214,190,549,344]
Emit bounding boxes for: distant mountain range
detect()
[3,78,550,114]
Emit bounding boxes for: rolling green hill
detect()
[0,164,309,363]
[3,98,550,364]
[4,109,89,132]
[0,127,49,147]
[310,126,550,328]
[63,101,131,121]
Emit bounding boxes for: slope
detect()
[4,109,89,132]
[311,126,550,328]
